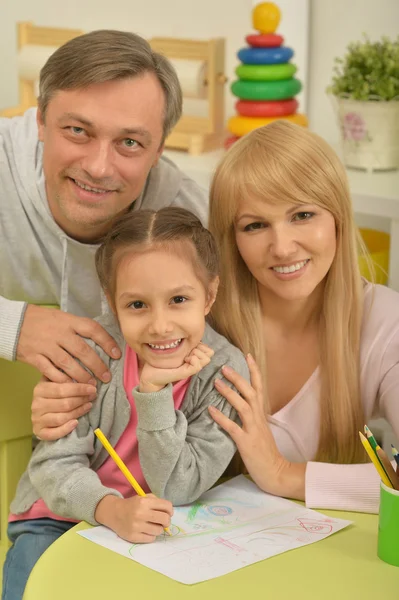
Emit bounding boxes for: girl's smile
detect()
[146,338,184,353]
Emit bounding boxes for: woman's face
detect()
[235,196,337,303]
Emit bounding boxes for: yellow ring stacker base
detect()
[228,113,308,136]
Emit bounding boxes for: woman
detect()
[207,121,399,513]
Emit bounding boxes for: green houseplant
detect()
[328,35,399,171]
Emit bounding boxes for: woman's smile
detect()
[271,259,310,279]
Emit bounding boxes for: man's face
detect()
[37,74,165,242]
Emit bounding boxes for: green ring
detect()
[235,63,297,81]
[231,78,302,101]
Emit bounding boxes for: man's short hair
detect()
[38,29,182,142]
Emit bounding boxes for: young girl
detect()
[3,207,248,600]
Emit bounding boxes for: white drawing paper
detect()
[78,475,352,584]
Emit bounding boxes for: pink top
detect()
[269,282,399,513]
[10,345,190,523]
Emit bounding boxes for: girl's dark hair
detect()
[95,207,219,304]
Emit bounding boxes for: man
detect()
[0,29,208,392]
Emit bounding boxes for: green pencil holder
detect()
[378,482,399,567]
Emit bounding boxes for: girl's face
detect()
[235,196,337,304]
[114,247,217,369]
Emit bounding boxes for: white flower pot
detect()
[333,97,399,171]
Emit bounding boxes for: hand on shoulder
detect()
[18,305,121,383]
[31,379,97,440]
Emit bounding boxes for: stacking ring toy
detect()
[228,114,308,137]
[236,63,296,81]
[231,78,302,101]
[237,46,293,65]
[246,33,284,47]
[236,98,298,118]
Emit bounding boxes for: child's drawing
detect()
[162,494,294,539]
[78,475,352,585]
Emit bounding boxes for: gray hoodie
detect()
[0,109,208,361]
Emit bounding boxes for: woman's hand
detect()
[95,494,173,543]
[32,379,97,440]
[139,343,214,393]
[209,354,306,500]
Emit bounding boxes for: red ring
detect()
[245,33,284,48]
[224,135,240,150]
[236,98,298,118]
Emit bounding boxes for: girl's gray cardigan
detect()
[11,314,249,525]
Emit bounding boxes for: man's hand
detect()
[17,305,121,383]
[139,342,214,393]
[32,379,97,440]
[95,494,173,543]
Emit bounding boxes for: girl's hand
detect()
[208,354,305,500]
[95,494,173,543]
[139,343,214,392]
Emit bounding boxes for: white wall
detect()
[308,0,399,145]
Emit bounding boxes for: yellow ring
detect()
[228,113,308,137]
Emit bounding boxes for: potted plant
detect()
[328,35,399,171]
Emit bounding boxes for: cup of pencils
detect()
[359,426,399,567]
[378,482,399,567]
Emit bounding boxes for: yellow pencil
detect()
[94,428,171,535]
[359,432,393,488]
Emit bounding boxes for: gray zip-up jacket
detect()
[0,109,208,361]
[10,314,249,524]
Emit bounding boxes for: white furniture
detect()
[164,149,399,291]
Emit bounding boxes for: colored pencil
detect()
[94,428,171,535]
[364,425,378,452]
[359,432,393,488]
[364,424,388,473]
[376,446,399,490]
[391,444,399,468]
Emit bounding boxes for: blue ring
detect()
[237,46,294,65]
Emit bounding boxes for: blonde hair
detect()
[209,120,369,464]
[38,30,182,143]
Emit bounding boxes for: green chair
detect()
[0,359,41,586]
